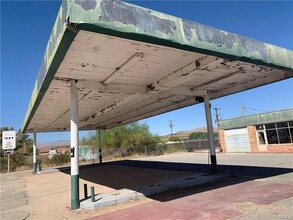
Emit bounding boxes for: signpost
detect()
[2,131,16,173]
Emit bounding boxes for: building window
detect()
[278,129,291,143]
[266,129,279,144]
[258,131,266,144]
[255,121,293,145]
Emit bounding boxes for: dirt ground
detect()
[1,157,194,220]
[1,152,292,220]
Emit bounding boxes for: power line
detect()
[245,106,268,112]
[241,105,268,117]
[213,108,221,126]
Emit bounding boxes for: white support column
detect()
[204,95,218,174]
[33,132,37,174]
[70,80,80,210]
[98,129,102,164]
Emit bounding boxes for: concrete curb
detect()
[81,173,221,210]
[37,163,100,174]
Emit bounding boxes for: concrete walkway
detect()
[86,153,293,220]
[87,176,293,220]
[81,173,221,209]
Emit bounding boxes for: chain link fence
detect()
[82,138,219,161]
[0,139,219,172]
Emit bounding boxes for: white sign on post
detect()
[2,131,16,150]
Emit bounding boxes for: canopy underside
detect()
[25,30,292,132]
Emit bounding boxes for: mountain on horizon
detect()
[38,140,70,148]
[160,127,218,140]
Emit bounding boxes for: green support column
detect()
[70,80,80,210]
[71,175,79,209]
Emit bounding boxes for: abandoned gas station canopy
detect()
[22,0,293,133]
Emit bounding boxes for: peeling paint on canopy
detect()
[22,0,293,133]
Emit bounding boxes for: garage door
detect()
[224,128,251,152]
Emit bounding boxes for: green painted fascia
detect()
[219,108,293,130]
[75,23,293,72]
[22,30,76,133]
[68,0,293,71]
[22,1,77,133]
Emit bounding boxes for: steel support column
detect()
[70,80,80,210]
[33,132,37,174]
[98,129,102,164]
[204,95,218,174]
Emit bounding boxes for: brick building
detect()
[218,109,293,153]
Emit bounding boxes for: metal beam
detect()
[102,52,144,84]
[191,69,243,91]
[210,69,290,98]
[76,81,147,94]
[147,56,218,90]
[80,93,142,124]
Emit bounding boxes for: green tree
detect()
[16,129,33,153]
[83,122,160,149]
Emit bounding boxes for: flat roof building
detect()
[218,109,293,153]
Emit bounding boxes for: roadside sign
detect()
[2,131,16,150]
[4,150,13,155]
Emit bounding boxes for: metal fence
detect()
[0,139,219,172]
[81,138,219,161]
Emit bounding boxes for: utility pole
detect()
[241,105,244,117]
[213,108,221,126]
[169,120,174,135]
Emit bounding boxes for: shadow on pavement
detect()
[112,160,293,178]
[59,160,293,202]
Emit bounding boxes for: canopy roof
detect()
[22,0,293,133]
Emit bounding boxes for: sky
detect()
[1,0,293,142]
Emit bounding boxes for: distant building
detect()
[39,147,50,155]
[49,149,57,155]
[218,109,293,153]
[56,147,70,154]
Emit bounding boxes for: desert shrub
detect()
[0,157,8,172]
[49,153,70,165]
[11,151,25,167]
[0,152,25,172]
[187,146,194,152]
[168,137,181,142]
